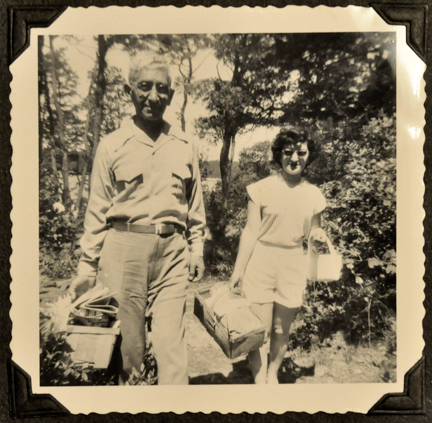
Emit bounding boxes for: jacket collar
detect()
[120,116,189,148]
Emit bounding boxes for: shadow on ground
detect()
[189,356,315,385]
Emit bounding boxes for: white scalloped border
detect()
[10,4,425,415]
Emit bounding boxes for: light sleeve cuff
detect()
[189,240,204,256]
[246,183,260,207]
[77,259,99,278]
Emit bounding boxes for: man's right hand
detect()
[67,275,96,301]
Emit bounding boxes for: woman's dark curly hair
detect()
[271,126,318,169]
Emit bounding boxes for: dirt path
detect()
[41,278,396,385]
[186,281,396,385]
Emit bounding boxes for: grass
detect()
[40,276,397,385]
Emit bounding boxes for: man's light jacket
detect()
[78,117,206,277]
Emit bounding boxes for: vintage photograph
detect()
[9,5,425,415]
[38,31,396,386]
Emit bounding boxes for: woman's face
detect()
[280,142,309,179]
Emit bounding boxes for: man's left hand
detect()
[189,255,205,282]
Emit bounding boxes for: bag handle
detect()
[308,231,336,256]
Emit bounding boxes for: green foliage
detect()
[40,248,81,280]
[40,304,157,386]
[40,311,114,386]
[39,162,80,278]
[291,114,396,346]
[40,333,114,386]
[193,33,395,199]
[40,40,83,153]
[125,353,158,385]
[204,141,276,276]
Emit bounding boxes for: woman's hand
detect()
[230,270,243,291]
[309,227,328,253]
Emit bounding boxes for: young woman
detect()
[230,127,328,384]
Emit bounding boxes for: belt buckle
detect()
[155,224,164,235]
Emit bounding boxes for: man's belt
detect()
[111,221,184,235]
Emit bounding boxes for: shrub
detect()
[203,141,276,277]
[39,162,81,278]
[40,311,114,386]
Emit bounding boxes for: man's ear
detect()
[167,88,175,106]
[124,84,132,95]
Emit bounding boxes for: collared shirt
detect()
[78,117,206,277]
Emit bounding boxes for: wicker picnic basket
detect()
[193,283,267,359]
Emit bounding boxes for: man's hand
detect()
[309,228,328,253]
[189,255,205,282]
[67,275,96,301]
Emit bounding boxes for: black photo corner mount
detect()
[8,360,70,419]
[371,3,428,63]
[8,6,68,65]
[7,1,428,420]
[368,357,425,415]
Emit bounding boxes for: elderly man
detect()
[69,53,206,385]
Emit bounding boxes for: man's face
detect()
[127,67,174,122]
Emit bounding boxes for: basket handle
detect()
[308,232,337,256]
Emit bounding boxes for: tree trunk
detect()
[220,129,236,209]
[218,40,243,208]
[48,36,71,209]
[50,149,58,179]
[179,53,193,132]
[229,136,236,172]
[38,37,44,169]
[75,160,89,214]
[91,35,111,159]
[39,36,58,176]
[49,36,71,210]
[180,89,188,132]
[75,93,93,213]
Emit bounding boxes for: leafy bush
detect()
[39,163,78,250]
[291,115,396,346]
[40,332,114,386]
[125,352,157,385]
[40,303,157,386]
[203,141,276,277]
[40,248,81,280]
[39,162,81,278]
[40,310,114,386]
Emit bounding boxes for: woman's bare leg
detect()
[247,302,273,384]
[267,303,299,384]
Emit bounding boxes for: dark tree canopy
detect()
[193,32,395,203]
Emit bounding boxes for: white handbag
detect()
[308,236,343,282]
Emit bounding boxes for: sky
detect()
[51,35,280,161]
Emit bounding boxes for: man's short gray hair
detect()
[128,52,172,86]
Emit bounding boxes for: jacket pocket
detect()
[172,165,191,182]
[114,164,143,193]
[171,165,191,201]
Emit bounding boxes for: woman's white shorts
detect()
[242,241,308,308]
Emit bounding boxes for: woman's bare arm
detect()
[309,212,328,252]
[230,200,261,290]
